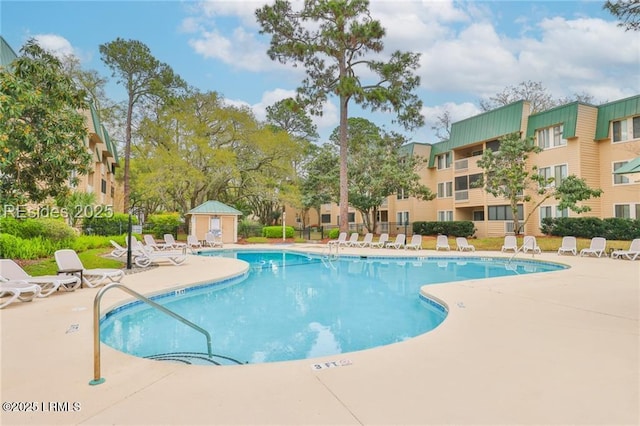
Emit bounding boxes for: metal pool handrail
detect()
[90,282,213,386]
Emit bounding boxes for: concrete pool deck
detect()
[0,245,638,425]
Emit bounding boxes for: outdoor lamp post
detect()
[126,213,132,270]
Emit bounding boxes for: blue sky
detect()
[2,0,639,144]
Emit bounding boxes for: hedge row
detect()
[412,221,476,237]
[541,217,640,240]
[0,234,125,260]
[1,216,76,241]
[262,225,295,238]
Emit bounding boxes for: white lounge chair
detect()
[109,240,128,258]
[205,231,223,248]
[144,234,169,251]
[328,232,347,247]
[456,237,475,252]
[386,234,405,249]
[163,234,187,249]
[0,259,81,296]
[404,234,422,250]
[187,235,202,249]
[0,280,41,309]
[54,249,124,288]
[345,233,360,247]
[611,239,640,260]
[369,233,389,248]
[501,235,518,253]
[557,236,577,256]
[354,233,374,248]
[522,236,541,254]
[436,235,450,251]
[580,237,607,258]
[131,242,188,267]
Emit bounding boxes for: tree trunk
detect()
[339,94,349,233]
[123,96,134,213]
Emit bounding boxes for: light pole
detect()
[126,213,132,270]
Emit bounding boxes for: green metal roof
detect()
[428,100,527,166]
[102,125,119,164]
[89,102,119,165]
[0,36,18,68]
[188,201,243,215]
[595,95,640,140]
[613,156,640,174]
[526,102,581,139]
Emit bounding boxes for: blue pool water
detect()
[101,251,565,365]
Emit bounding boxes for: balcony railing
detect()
[454,158,468,171]
[455,190,468,201]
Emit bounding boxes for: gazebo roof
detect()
[187,201,242,215]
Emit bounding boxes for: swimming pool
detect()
[100,250,565,365]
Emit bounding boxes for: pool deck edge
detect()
[0,246,638,425]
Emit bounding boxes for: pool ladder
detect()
[508,236,538,263]
[90,282,213,386]
[321,244,339,269]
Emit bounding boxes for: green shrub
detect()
[542,217,640,240]
[262,225,295,238]
[0,216,22,236]
[146,213,181,239]
[327,228,341,239]
[413,221,476,237]
[83,213,137,236]
[0,234,69,260]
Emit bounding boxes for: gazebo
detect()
[186,201,243,244]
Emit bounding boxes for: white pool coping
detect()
[1,245,638,425]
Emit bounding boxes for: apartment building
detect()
[293,95,640,238]
[1,36,120,210]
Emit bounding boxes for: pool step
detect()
[145,351,246,366]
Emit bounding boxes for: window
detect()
[436,152,452,170]
[554,164,567,185]
[540,205,568,224]
[634,117,640,139]
[540,206,552,223]
[321,214,331,224]
[539,164,567,186]
[614,204,631,219]
[437,211,453,222]
[468,173,483,188]
[537,125,566,149]
[473,210,485,221]
[348,212,355,223]
[396,211,409,225]
[488,205,524,221]
[613,161,630,184]
[396,188,409,200]
[486,140,500,152]
[101,179,107,194]
[613,119,628,142]
[437,182,453,198]
[614,204,640,219]
[454,173,483,190]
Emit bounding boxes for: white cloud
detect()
[32,34,76,58]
